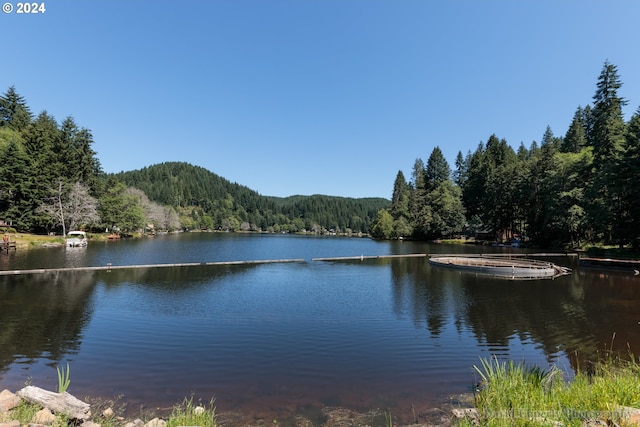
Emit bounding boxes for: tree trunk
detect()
[16,385,91,420]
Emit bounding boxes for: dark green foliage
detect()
[373,148,465,240]
[0,139,34,229]
[115,162,389,233]
[561,107,588,153]
[4,59,640,246]
[623,108,640,247]
[390,170,410,221]
[424,146,450,188]
[0,88,102,233]
[0,86,32,132]
[587,61,629,246]
[374,61,640,247]
[98,179,145,232]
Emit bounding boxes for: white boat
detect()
[66,231,87,247]
[429,255,571,280]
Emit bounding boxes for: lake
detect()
[1,233,639,425]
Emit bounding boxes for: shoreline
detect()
[0,385,466,427]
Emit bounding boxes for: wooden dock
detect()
[0,258,305,276]
[0,253,435,275]
[1,241,16,253]
[579,257,640,272]
[312,253,427,261]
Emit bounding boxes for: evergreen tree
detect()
[424,146,450,189]
[0,86,32,132]
[591,61,627,167]
[409,148,465,239]
[623,107,640,247]
[588,61,628,245]
[0,139,34,229]
[453,151,469,187]
[390,170,410,220]
[561,107,588,153]
[409,158,426,233]
[541,125,561,150]
[461,142,486,221]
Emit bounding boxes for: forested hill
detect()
[113,162,389,233]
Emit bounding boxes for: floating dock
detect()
[428,254,571,279]
[312,253,427,261]
[0,258,305,276]
[579,257,640,273]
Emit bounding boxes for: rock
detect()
[32,408,56,424]
[0,390,21,413]
[0,420,20,427]
[193,406,205,415]
[102,407,114,418]
[17,386,91,420]
[144,418,166,427]
[81,421,101,427]
[451,407,479,425]
[618,406,640,426]
[123,419,144,427]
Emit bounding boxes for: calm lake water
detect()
[1,233,639,425]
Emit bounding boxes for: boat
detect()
[66,231,87,247]
[429,255,571,280]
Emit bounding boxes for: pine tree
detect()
[0,86,32,132]
[591,61,627,167]
[623,107,640,247]
[588,61,628,245]
[561,107,588,153]
[424,146,451,190]
[390,170,410,220]
[453,151,469,187]
[0,139,34,229]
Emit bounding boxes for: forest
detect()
[1,61,639,247]
[0,92,387,235]
[371,61,640,248]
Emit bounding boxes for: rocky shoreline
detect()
[5,386,640,426]
[0,386,473,427]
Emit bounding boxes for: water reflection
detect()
[1,236,640,425]
[386,256,640,369]
[0,271,96,373]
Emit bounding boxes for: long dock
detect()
[0,253,433,275]
[312,253,427,261]
[0,258,305,276]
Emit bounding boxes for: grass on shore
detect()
[3,231,131,249]
[456,353,640,426]
[0,395,217,427]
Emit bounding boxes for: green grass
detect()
[165,396,217,427]
[56,363,70,393]
[457,355,640,426]
[0,400,41,424]
[1,393,216,427]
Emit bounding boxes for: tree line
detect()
[371,61,640,248]
[0,89,387,235]
[114,162,387,233]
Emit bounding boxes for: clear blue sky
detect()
[3,1,639,199]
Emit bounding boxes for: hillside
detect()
[113,162,389,233]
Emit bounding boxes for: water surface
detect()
[1,233,639,424]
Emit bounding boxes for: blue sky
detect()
[3,1,639,199]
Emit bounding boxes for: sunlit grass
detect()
[0,400,41,424]
[1,392,216,427]
[456,354,640,426]
[165,396,216,427]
